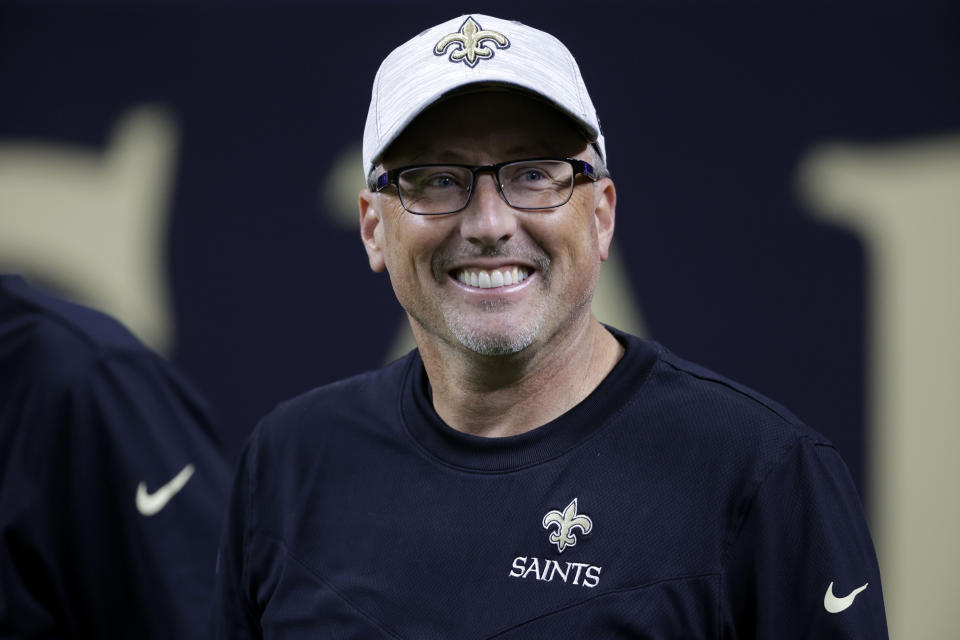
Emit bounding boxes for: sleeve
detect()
[1,350,231,639]
[210,426,263,639]
[721,436,888,639]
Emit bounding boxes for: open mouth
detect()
[453,266,531,289]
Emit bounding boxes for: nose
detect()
[458,172,518,247]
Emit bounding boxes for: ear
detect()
[593,178,616,262]
[359,189,386,273]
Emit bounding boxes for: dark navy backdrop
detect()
[2,2,958,504]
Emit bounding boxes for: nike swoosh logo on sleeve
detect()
[823,581,869,613]
[135,464,195,516]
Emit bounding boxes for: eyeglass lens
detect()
[397,160,575,215]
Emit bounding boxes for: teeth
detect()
[456,267,530,289]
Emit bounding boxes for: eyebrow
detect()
[393,143,564,166]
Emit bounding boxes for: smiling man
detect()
[360,90,619,438]
[212,14,888,638]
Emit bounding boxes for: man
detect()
[212,14,887,638]
[0,274,230,638]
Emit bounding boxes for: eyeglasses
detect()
[374,158,600,215]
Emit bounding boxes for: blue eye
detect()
[426,174,458,188]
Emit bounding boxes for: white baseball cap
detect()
[362,14,606,183]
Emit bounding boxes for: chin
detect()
[450,322,540,356]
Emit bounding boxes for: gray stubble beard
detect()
[431,245,552,357]
[447,296,547,356]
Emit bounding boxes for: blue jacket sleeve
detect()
[722,436,888,638]
[1,347,230,638]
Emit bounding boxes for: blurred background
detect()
[1,1,957,636]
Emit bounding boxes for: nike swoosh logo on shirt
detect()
[823,581,868,613]
[135,464,195,516]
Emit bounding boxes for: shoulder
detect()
[273,352,415,422]
[234,353,419,531]
[0,275,150,387]
[644,339,830,446]
[0,275,217,447]
[249,351,418,455]
[607,332,835,493]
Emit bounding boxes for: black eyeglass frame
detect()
[374,157,601,215]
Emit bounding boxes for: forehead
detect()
[382,91,589,166]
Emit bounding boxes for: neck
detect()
[414,316,624,438]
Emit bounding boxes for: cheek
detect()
[381,211,446,285]
[529,205,601,266]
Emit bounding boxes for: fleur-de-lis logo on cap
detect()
[434,16,509,68]
[542,498,593,553]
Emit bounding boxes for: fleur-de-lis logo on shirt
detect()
[542,498,593,553]
[434,17,510,67]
